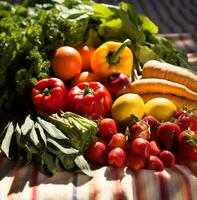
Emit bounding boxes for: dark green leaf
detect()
[47,138,79,154]
[41,151,56,172]
[58,153,75,170]
[74,154,93,177]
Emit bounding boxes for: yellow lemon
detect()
[111,93,145,125]
[145,97,177,121]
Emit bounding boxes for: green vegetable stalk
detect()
[44,111,98,151]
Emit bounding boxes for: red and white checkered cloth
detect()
[1,1,197,200]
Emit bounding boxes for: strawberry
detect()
[146,155,164,171]
[85,141,108,166]
[108,147,126,167]
[143,115,160,141]
[128,116,151,141]
[131,138,151,158]
[176,109,197,131]
[108,133,127,149]
[126,152,145,171]
[158,122,181,150]
[149,141,161,156]
[175,130,197,164]
[159,150,176,168]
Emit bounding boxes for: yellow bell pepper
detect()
[90,39,133,79]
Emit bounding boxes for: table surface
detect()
[1,1,197,200]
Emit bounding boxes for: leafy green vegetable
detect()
[0,0,191,111]
[44,111,98,151]
[0,110,95,176]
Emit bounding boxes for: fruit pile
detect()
[85,107,197,171]
[1,39,196,176]
[30,40,197,173]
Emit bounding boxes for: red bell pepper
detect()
[67,82,112,120]
[31,77,68,114]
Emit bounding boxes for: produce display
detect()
[0,0,197,177]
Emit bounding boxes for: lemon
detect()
[111,93,145,125]
[145,97,177,121]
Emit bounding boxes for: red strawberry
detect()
[149,141,161,156]
[158,122,181,150]
[126,153,145,171]
[146,156,164,171]
[108,133,127,149]
[159,150,176,168]
[131,138,151,158]
[108,147,126,167]
[175,130,197,164]
[129,116,150,141]
[85,141,108,166]
[176,111,197,132]
[143,115,160,141]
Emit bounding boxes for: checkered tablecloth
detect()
[0,0,197,200]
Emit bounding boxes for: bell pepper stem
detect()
[108,39,131,65]
[83,85,94,96]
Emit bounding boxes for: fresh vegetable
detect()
[131,138,151,158]
[176,107,197,131]
[45,111,98,151]
[85,141,108,166]
[0,0,192,112]
[175,130,197,164]
[0,110,94,176]
[111,93,145,125]
[76,44,95,72]
[130,78,197,101]
[144,97,177,121]
[140,93,197,115]
[142,60,197,93]
[105,73,131,98]
[31,77,68,114]
[52,46,82,81]
[0,0,92,111]
[67,82,112,120]
[70,71,100,88]
[97,118,119,141]
[91,39,133,79]
[90,1,191,69]
[107,147,126,167]
[157,122,181,150]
